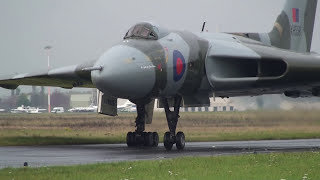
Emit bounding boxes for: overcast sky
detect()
[0,0,319,96]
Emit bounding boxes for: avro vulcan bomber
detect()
[0,0,319,150]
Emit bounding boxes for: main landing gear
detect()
[126,95,185,150]
[126,103,159,147]
[162,95,185,150]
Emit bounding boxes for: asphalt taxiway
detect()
[0,139,319,168]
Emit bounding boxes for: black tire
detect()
[143,132,147,138]
[139,132,147,146]
[176,131,185,150]
[144,132,154,147]
[131,132,137,146]
[152,132,159,147]
[126,132,133,147]
[164,132,173,150]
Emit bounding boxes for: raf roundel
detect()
[173,50,186,82]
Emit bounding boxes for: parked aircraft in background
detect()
[28,108,46,114]
[0,0,318,150]
[51,107,65,113]
[0,109,5,113]
[68,104,98,113]
[11,106,46,114]
[117,100,136,112]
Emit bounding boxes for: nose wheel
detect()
[162,95,185,150]
[176,131,185,150]
[163,131,185,150]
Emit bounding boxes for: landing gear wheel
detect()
[162,96,185,150]
[132,132,137,145]
[164,132,174,150]
[126,132,132,147]
[176,131,185,150]
[144,132,154,147]
[126,132,136,147]
[142,132,147,145]
[152,132,159,147]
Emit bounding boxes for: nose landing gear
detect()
[162,95,185,150]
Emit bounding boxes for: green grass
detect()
[1,152,320,180]
[0,129,124,146]
[0,136,123,146]
[1,111,320,146]
[1,128,320,146]
[187,130,320,142]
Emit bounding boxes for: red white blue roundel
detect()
[173,50,186,82]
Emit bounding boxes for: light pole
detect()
[44,46,52,113]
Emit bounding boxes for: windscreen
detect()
[124,23,158,40]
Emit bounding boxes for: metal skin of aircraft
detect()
[0,0,319,150]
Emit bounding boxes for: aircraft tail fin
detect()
[268,0,318,52]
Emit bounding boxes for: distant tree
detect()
[2,96,17,110]
[31,94,42,107]
[31,87,43,108]
[16,94,31,107]
[40,87,46,107]
[15,88,21,96]
[51,90,70,110]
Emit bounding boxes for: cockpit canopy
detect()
[124,22,169,40]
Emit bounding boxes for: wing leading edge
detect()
[0,61,98,90]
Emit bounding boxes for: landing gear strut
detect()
[162,95,185,150]
[126,103,159,147]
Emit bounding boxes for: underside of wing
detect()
[0,61,98,90]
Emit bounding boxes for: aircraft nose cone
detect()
[92,45,156,99]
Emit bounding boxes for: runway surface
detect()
[0,139,319,169]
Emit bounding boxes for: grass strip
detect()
[1,129,320,146]
[1,152,320,180]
